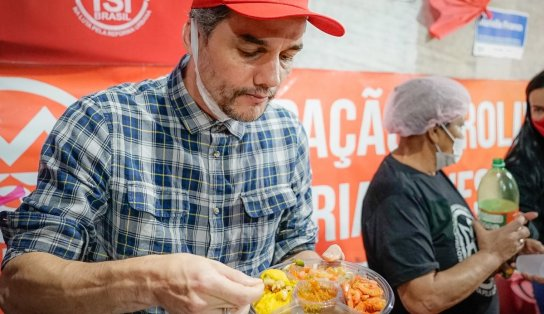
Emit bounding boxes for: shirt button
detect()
[213,151,220,158]
[213,207,220,215]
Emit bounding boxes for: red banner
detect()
[0,1,189,65]
[0,65,527,263]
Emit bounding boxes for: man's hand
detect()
[150,254,263,314]
[284,244,345,263]
[322,244,345,262]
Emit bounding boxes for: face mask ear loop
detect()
[190,19,230,122]
[439,123,456,142]
[190,18,199,66]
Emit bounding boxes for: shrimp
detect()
[364,297,387,312]
[344,275,386,313]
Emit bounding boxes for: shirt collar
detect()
[167,54,245,139]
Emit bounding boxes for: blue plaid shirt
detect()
[0,55,317,311]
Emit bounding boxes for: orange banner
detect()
[0,66,527,263]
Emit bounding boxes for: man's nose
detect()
[254,56,281,89]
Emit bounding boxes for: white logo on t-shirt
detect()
[451,204,496,297]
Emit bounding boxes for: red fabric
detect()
[496,273,538,314]
[191,0,345,37]
[0,186,25,206]
[0,1,190,65]
[192,0,309,9]
[532,118,544,138]
[429,0,492,39]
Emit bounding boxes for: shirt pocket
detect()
[241,185,297,218]
[115,182,190,256]
[238,185,296,261]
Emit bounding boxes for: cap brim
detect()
[225,3,345,37]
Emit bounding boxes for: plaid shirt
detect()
[1,55,316,312]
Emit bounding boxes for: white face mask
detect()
[190,19,230,122]
[435,124,465,170]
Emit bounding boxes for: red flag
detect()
[0,1,190,65]
[429,0,492,39]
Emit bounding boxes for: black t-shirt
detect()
[362,154,498,314]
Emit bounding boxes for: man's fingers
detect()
[233,305,251,314]
[322,244,345,262]
[211,260,263,287]
[206,263,264,305]
[207,275,264,306]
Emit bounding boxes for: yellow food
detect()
[253,269,297,314]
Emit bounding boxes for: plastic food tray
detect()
[251,259,394,314]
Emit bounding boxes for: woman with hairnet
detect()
[361,76,535,314]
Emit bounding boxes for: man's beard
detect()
[217,86,276,122]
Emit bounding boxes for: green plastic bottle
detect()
[477,158,519,230]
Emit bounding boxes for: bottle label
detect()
[479,208,518,230]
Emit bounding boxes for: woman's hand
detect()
[516,237,544,283]
[473,214,532,263]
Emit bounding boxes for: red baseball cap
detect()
[191,0,345,37]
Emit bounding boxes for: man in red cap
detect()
[0,1,344,313]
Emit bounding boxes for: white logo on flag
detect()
[73,0,152,37]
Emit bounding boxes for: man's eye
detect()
[280,54,294,62]
[239,49,260,58]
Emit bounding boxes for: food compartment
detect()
[339,273,389,313]
[253,268,297,314]
[294,279,340,312]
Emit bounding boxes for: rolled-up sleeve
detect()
[1,98,111,268]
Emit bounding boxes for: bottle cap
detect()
[492,158,505,168]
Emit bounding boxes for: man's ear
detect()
[182,20,191,52]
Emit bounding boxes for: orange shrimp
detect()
[351,288,362,304]
[364,297,387,312]
[343,275,386,313]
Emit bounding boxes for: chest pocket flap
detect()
[127,182,189,218]
[241,185,296,218]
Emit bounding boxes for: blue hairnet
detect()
[383,76,471,137]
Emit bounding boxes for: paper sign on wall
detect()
[473,7,528,59]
